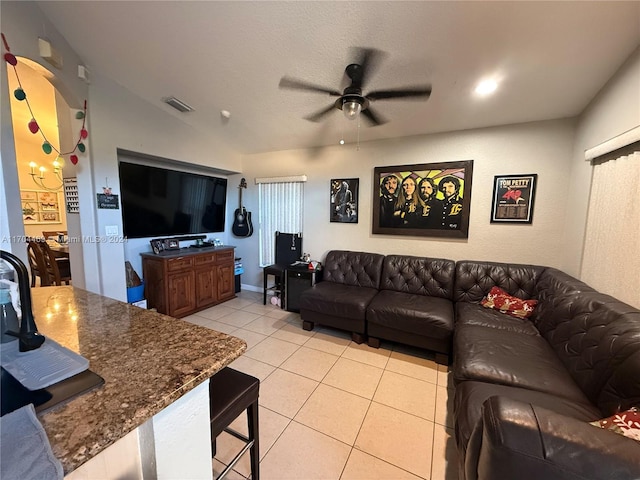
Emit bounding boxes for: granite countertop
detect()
[29,286,246,474]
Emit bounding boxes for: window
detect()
[581,138,639,309]
[257,176,306,266]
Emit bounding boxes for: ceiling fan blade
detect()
[351,47,385,88]
[361,106,387,126]
[366,85,432,101]
[304,103,337,122]
[279,77,341,96]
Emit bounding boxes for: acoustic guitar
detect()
[232,178,253,237]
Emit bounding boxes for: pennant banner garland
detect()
[2,32,89,166]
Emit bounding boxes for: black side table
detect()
[285,265,322,312]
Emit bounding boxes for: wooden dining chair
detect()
[27,240,51,287]
[39,241,72,286]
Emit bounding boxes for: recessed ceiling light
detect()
[475,80,498,96]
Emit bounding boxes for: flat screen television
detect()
[118,161,227,239]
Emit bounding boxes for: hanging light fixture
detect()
[342,98,363,120]
[28,157,64,191]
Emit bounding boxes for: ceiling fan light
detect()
[343,100,362,120]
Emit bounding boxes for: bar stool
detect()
[262,232,302,306]
[209,367,260,480]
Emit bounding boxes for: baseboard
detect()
[240,284,262,293]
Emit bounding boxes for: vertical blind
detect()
[581,150,640,308]
[258,181,304,266]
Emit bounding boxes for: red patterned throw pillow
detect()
[480,286,538,318]
[590,407,640,442]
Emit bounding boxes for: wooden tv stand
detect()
[141,246,235,318]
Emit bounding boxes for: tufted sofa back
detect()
[323,250,384,288]
[453,260,545,303]
[532,267,595,331]
[538,291,640,415]
[380,255,455,299]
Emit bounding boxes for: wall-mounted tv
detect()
[118,161,227,239]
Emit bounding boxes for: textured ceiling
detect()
[36,1,640,155]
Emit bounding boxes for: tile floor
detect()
[183,290,458,480]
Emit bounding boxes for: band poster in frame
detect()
[490,174,537,224]
[372,160,473,238]
[330,178,359,223]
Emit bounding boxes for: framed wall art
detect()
[490,174,537,224]
[330,178,359,223]
[20,190,62,224]
[372,160,473,238]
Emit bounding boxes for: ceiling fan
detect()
[278,48,432,126]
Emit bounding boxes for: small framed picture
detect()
[164,239,180,250]
[490,174,538,224]
[150,239,165,254]
[41,212,60,222]
[330,178,359,223]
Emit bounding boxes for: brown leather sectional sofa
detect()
[299,250,455,364]
[299,251,640,479]
[299,250,385,345]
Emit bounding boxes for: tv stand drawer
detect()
[194,253,216,265]
[215,250,234,263]
[167,257,194,272]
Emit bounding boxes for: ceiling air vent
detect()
[163,96,194,113]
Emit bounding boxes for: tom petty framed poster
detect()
[490,174,538,224]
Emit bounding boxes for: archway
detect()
[6,58,85,287]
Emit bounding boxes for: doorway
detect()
[6,58,83,286]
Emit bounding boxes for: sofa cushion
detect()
[590,407,640,442]
[454,380,600,452]
[465,396,640,480]
[380,255,455,300]
[531,267,595,331]
[480,286,538,318]
[322,250,384,288]
[455,302,539,336]
[367,290,454,339]
[537,292,640,413]
[453,325,589,403]
[453,260,544,303]
[299,281,379,320]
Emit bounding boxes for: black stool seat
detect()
[209,367,260,480]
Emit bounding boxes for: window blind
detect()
[581,150,640,308]
[258,181,304,266]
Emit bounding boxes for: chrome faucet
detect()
[0,250,45,352]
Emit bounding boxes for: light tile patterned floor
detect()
[183,290,458,480]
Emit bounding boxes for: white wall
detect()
[563,46,640,277]
[87,73,242,299]
[236,118,577,289]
